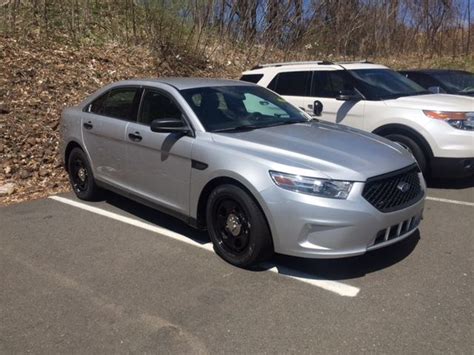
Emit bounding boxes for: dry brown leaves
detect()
[0,35,237,206]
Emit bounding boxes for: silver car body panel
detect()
[125,121,194,215]
[82,113,129,186]
[62,78,425,258]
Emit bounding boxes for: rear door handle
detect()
[83,122,93,130]
[128,132,142,142]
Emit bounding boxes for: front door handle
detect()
[83,122,93,130]
[128,132,142,142]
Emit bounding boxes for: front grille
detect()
[362,165,423,213]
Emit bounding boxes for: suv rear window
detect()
[268,71,311,96]
[240,74,263,83]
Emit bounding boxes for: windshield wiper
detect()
[263,120,306,128]
[212,120,305,133]
[211,125,261,133]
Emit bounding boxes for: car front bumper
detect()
[261,179,426,259]
[428,121,474,159]
[430,156,474,179]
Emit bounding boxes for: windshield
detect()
[350,69,430,100]
[180,85,308,132]
[430,71,474,94]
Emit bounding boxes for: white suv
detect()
[241,61,474,178]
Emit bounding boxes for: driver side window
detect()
[313,71,355,98]
[139,89,183,125]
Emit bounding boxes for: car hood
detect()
[384,93,474,111]
[211,121,416,181]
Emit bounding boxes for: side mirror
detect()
[313,100,323,116]
[336,90,362,101]
[150,118,190,134]
[428,86,442,94]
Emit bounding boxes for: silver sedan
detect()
[61,78,425,267]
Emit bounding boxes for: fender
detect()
[372,124,434,158]
[63,140,86,171]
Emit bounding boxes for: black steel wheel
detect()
[67,147,102,201]
[70,156,89,193]
[214,198,251,255]
[206,184,273,268]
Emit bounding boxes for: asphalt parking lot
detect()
[1,179,473,353]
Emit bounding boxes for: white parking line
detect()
[49,195,360,297]
[426,196,474,207]
[49,195,214,251]
[264,264,360,297]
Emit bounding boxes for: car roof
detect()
[110,77,250,90]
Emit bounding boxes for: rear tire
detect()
[385,133,428,176]
[67,147,102,201]
[206,184,273,268]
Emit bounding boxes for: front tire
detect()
[206,184,273,268]
[67,147,102,201]
[385,133,428,175]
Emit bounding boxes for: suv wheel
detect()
[385,134,428,175]
[67,147,102,201]
[206,184,273,268]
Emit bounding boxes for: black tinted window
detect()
[91,88,139,120]
[139,89,182,125]
[404,73,439,89]
[268,75,278,91]
[89,92,108,114]
[313,71,355,98]
[272,71,311,96]
[429,70,474,94]
[240,74,263,83]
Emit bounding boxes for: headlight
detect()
[269,171,353,199]
[424,110,474,131]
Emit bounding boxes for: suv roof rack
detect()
[251,60,334,70]
[250,59,374,70]
[336,59,373,64]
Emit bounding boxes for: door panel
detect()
[125,123,193,215]
[282,95,314,115]
[81,86,141,188]
[81,114,129,186]
[124,88,193,215]
[317,98,365,129]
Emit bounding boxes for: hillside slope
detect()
[0,36,235,205]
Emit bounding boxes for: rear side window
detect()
[268,71,311,96]
[240,74,263,83]
[89,92,108,114]
[89,87,140,121]
[312,71,355,98]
